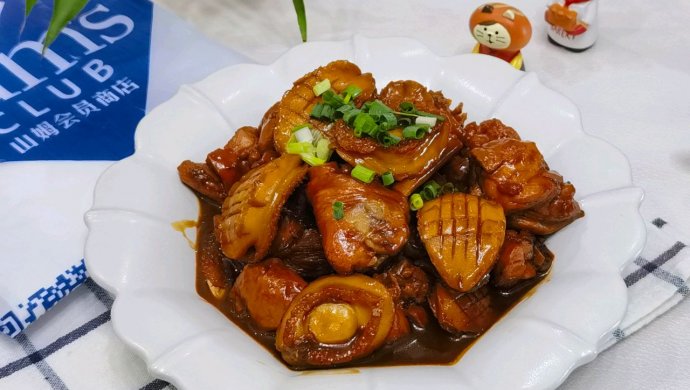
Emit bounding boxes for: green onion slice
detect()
[332,201,345,220]
[403,124,429,139]
[315,138,331,161]
[410,193,424,211]
[286,141,314,154]
[342,84,363,103]
[313,79,331,96]
[441,182,456,194]
[351,164,376,183]
[300,153,326,166]
[294,127,314,143]
[415,116,437,127]
[381,171,395,186]
[421,180,442,200]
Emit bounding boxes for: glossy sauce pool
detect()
[194,198,546,369]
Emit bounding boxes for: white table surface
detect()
[152,0,690,388]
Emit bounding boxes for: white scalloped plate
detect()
[84,36,645,390]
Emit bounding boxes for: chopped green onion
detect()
[342,85,363,103]
[403,124,429,139]
[416,116,437,127]
[286,141,314,154]
[300,153,326,166]
[313,79,331,96]
[336,104,355,114]
[343,108,361,125]
[315,138,331,161]
[421,180,442,200]
[379,112,398,129]
[381,171,395,186]
[351,164,376,183]
[397,117,413,126]
[322,90,344,107]
[399,102,415,113]
[320,105,335,120]
[332,201,344,220]
[441,182,456,194]
[294,127,314,143]
[353,112,378,135]
[311,103,324,118]
[292,123,311,132]
[377,132,400,147]
[410,193,424,211]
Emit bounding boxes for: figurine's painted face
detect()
[469,3,532,52]
[473,22,511,49]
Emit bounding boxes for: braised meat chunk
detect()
[306,163,409,274]
[428,283,498,335]
[269,186,332,279]
[508,179,584,235]
[177,160,227,204]
[417,193,506,292]
[375,258,430,305]
[462,118,520,149]
[471,138,560,213]
[491,230,554,289]
[178,126,276,204]
[231,258,307,330]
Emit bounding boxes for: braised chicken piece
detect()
[375,259,430,342]
[428,283,498,335]
[508,180,584,235]
[429,153,476,194]
[417,193,506,292]
[375,258,430,305]
[405,304,430,329]
[491,230,554,289]
[178,160,227,204]
[178,126,277,204]
[276,275,394,367]
[332,81,466,196]
[306,163,410,274]
[462,118,520,149]
[273,60,377,153]
[270,198,333,280]
[471,138,560,213]
[231,258,307,331]
[207,126,276,188]
[215,154,308,261]
[385,306,412,343]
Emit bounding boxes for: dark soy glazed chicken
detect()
[177,60,584,370]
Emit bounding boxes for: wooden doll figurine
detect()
[469,3,532,70]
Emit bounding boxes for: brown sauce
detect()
[194,198,546,370]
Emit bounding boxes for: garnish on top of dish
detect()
[177,60,584,369]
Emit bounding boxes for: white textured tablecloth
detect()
[1,0,689,388]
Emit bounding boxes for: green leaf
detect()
[25,0,38,16]
[44,0,90,52]
[292,0,307,42]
